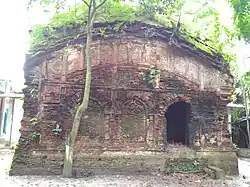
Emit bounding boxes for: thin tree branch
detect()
[192,1,209,21]
[96,0,108,10]
[82,0,90,7]
[28,0,32,6]
[88,0,107,20]
[89,0,97,21]
[194,2,208,14]
[87,0,93,23]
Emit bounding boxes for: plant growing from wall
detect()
[30,131,41,144]
[140,66,161,88]
[29,117,42,143]
[28,87,38,98]
[31,131,40,138]
[52,124,63,136]
[29,116,42,126]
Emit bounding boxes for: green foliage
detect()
[29,0,51,5]
[147,68,161,85]
[29,116,42,126]
[229,0,250,42]
[50,8,84,26]
[52,124,63,136]
[232,71,250,140]
[28,87,38,98]
[235,71,250,101]
[139,0,181,18]
[29,0,141,49]
[175,1,236,63]
[240,71,250,94]
[140,66,160,88]
[233,71,250,140]
[29,25,48,47]
[231,108,244,123]
[165,158,206,174]
[28,0,237,64]
[96,1,138,22]
[29,116,41,141]
[31,131,41,139]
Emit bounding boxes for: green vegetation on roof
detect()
[28,0,236,63]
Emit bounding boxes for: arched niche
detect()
[66,64,113,86]
[120,96,148,142]
[78,98,105,142]
[164,100,191,145]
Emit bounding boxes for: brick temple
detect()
[10,21,238,176]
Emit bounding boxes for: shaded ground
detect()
[0,148,250,187]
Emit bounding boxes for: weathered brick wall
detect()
[10,26,234,175]
[36,38,232,150]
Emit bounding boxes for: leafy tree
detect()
[235,71,250,147]
[229,0,250,42]
[28,0,114,177]
[61,0,113,177]
[140,0,237,63]
[229,0,250,147]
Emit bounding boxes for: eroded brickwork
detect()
[10,22,235,175]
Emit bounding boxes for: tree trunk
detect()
[62,10,95,177]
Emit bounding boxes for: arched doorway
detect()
[165,101,191,145]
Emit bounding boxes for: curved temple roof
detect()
[25,21,231,75]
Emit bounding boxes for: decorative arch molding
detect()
[158,91,178,113]
[162,95,191,113]
[66,64,202,91]
[161,93,197,146]
[87,97,103,111]
[122,95,148,114]
[66,64,114,85]
[78,97,104,140]
[66,64,141,86]
[161,94,193,128]
[164,98,192,145]
[120,95,148,142]
[160,69,200,88]
[65,87,103,113]
[64,89,82,111]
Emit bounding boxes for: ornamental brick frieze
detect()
[39,38,233,93]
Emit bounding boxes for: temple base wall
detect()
[10,147,238,176]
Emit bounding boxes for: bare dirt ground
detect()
[0,149,250,187]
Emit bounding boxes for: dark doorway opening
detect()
[165,101,191,145]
